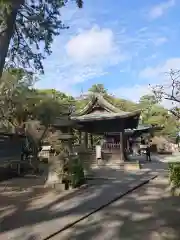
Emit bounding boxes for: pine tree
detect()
[0,0,83,77]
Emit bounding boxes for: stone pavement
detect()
[54,173,180,240]
[162,152,180,162]
[0,168,157,240]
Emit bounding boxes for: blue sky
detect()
[35,0,180,103]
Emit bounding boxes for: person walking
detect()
[146,141,151,162]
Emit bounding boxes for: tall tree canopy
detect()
[0,72,179,140]
[0,0,83,77]
[88,84,108,95]
[139,94,178,138]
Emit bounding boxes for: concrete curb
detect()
[43,174,157,240]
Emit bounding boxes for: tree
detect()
[33,93,75,187]
[139,94,157,106]
[139,94,158,124]
[0,70,74,180]
[139,94,178,139]
[88,84,108,95]
[0,68,37,131]
[152,69,180,119]
[0,0,83,77]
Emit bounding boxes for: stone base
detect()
[54,182,67,192]
[97,158,105,166]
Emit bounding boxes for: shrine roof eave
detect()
[104,124,164,136]
[71,109,141,122]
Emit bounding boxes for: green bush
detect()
[70,157,85,188]
[168,162,180,188]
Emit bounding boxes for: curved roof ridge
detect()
[74,93,141,116]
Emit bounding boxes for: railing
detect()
[38,150,50,159]
[102,143,120,151]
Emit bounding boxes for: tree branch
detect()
[169,109,180,119]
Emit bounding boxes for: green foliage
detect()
[87,84,138,112]
[0,68,37,128]
[139,94,157,106]
[168,162,180,188]
[88,84,108,95]
[69,157,85,188]
[33,97,68,127]
[0,0,83,75]
[139,94,178,138]
[0,71,179,142]
[106,95,139,111]
[75,84,179,138]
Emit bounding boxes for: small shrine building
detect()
[71,93,141,164]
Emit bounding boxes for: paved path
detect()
[1,153,177,240]
[161,152,180,162]
[53,173,180,240]
[0,169,156,240]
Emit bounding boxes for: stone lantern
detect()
[45,105,76,189]
[52,104,76,154]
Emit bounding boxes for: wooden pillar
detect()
[67,139,73,153]
[126,136,129,152]
[120,131,125,162]
[120,129,128,162]
[84,132,88,149]
[90,134,93,148]
[79,130,82,144]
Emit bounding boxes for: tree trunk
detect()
[0,5,19,77]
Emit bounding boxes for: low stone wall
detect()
[78,150,133,173]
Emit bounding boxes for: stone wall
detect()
[0,134,23,160]
[78,149,122,173]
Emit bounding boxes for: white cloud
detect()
[113,85,152,103]
[65,26,126,64]
[139,58,180,80]
[38,3,177,102]
[37,57,108,93]
[132,58,180,108]
[149,0,175,19]
[38,25,127,93]
[53,26,126,91]
[111,58,180,107]
[152,37,168,46]
[112,84,178,109]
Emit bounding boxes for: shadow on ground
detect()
[0,159,177,240]
[54,174,180,240]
